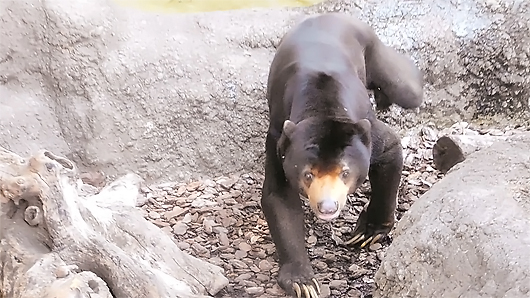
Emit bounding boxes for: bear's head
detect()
[277,117,372,221]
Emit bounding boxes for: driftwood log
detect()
[432,134,508,173]
[0,147,228,298]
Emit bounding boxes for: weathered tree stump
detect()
[432,135,507,173]
[0,147,228,298]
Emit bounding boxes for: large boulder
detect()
[0,0,528,183]
[373,132,530,298]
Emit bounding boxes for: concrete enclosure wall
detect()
[0,0,528,182]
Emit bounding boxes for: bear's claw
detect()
[345,232,384,248]
[345,209,393,248]
[278,262,321,298]
[293,279,320,298]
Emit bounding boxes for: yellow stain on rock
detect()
[113,0,325,13]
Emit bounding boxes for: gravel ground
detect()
[136,122,452,298]
[133,121,529,298]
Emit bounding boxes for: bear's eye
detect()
[340,170,350,179]
[303,172,314,183]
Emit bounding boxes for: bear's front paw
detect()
[345,208,394,248]
[278,262,321,298]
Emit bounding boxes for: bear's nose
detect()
[317,200,339,214]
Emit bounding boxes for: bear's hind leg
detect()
[346,120,403,248]
[365,40,424,110]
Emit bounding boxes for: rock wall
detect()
[0,0,528,182]
[354,0,530,126]
[373,133,530,298]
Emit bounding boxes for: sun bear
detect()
[260,13,423,298]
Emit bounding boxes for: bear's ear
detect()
[352,119,372,147]
[277,120,296,161]
[282,120,297,139]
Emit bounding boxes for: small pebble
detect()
[218,177,238,189]
[347,288,363,298]
[319,285,331,298]
[148,211,161,220]
[313,260,328,270]
[239,242,252,252]
[213,226,228,234]
[164,206,187,219]
[186,181,202,191]
[235,273,253,282]
[191,243,208,254]
[181,213,192,223]
[369,243,382,251]
[265,285,284,296]
[218,232,230,246]
[258,260,273,271]
[229,259,248,269]
[151,220,170,228]
[245,286,265,295]
[177,242,190,250]
[175,186,186,196]
[240,280,258,287]
[172,222,188,235]
[234,250,247,259]
[249,264,261,273]
[329,279,348,289]
[203,219,216,234]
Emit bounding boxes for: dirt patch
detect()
[137,124,443,297]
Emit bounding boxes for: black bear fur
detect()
[260,13,424,298]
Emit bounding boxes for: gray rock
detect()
[374,133,530,298]
[0,0,528,184]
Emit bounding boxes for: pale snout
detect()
[312,196,343,221]
[317,199,339,215]
[305,171,351,221]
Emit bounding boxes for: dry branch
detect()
[0,147,228,298]
[432,134,508,173]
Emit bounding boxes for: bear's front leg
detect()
[261,183,321,298]
[346,120,403,248]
